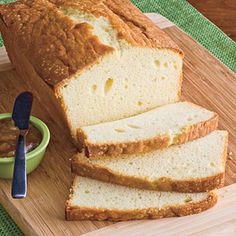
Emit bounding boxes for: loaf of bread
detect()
[65,176,217,221]
[0,0,183,140]
[72,130,228,192]
[77,102,218,157]
[0,1,224,223]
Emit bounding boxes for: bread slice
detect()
[72,130,228,192]
[65,176,217,221]
[0,0,183,141]
[77,102,218,157]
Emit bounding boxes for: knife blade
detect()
[12,91,33,199]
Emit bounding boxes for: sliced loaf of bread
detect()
[65,176,217,221]
[72,131,228,192]
[77,102,218,157]
[0,0,183,141]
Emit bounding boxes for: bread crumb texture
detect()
[73,130,227,192]
[65,176,217,221]
[80,102,215,144]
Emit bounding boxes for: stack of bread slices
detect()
[0,0,228,221]
[66,102,228,221]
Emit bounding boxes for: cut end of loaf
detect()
[59,47,183,139]
[65,177,217,221]
[56,4,183,138]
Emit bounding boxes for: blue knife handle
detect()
[12,135,27,199]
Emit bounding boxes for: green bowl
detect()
[0,113,50,179]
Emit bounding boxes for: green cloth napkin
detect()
[0,205,23,236]
[0,0,235,235]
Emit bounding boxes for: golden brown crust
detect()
[0,16,82,147]
[65,191,217,221]
[175,113,218,145]
[78,129,170,157]
[56,0,183,51]
[77,128,88,152]
[0,0,114,88]
[77,113,219,157]
[0,0,183,89]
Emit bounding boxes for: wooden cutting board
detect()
[0,13,236,236]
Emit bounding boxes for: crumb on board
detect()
[227,151,233,160]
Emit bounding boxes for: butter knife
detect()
[12,92,33,199]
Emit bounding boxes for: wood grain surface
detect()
[188,0,236,41]
[0,13,236,236]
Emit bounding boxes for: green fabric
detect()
[0,0,235,235]
[0,205,23,236]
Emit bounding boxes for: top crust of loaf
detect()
[0,0,183,89]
